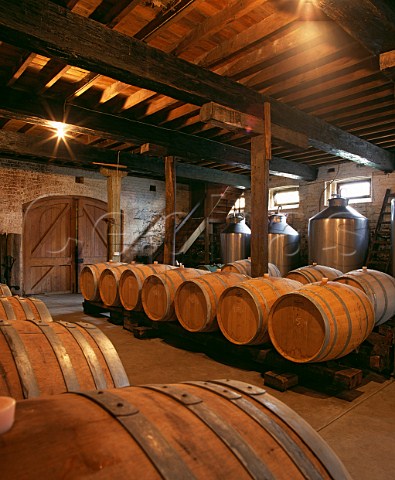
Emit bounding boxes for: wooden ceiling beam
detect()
[6,52,36,87]
[315,0,395,81]
[0,0,392,171]
[171,0,265,56]
[380,49,395,78]
[0,129,251,187]
[89,0,143,28]
[0,88,317,180]
[134,0,204,42]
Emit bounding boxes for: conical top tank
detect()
[220,215,251,264]
[308,196,369,272]
[268,213,300,276]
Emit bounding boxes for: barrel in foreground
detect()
[0,319,130,399]
[0,380,351,480]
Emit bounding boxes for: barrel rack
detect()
[82,300,395,394]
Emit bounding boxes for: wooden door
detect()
[23,196,108,294]
[76,197,108,289]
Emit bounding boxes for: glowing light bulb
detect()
[51,121,67,139]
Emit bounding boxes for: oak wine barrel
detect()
[0,380,351,480]
[217,275,303,345]
[0,319,130,399]
[174,271,249,332]
[98,262,141,307]
[80,261,126,302]
[268,279,375,363]
[142,267,209,321]
[119,263,176,311]
[0,296,52,322]
[335,267,395,325]
[221,258,281,277]
[286,263,343,284]
[0,283,12,297]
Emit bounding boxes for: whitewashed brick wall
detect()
[0,158,190,258]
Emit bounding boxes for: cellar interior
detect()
[0,1,395,479]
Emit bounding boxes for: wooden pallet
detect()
[82,300,395,391]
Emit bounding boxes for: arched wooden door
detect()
[23,196,108,294]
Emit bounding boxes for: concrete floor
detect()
[41,293,395,480]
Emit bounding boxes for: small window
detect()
[229,193,245,215]
[325,177,372,204]
[269,187,299,210]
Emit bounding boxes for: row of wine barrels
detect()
[0,380,351,480]
[217,275,303,345]
[221,258,281,277]
[0,319,130,399]
[0,283,12,296]
[142,267,209,321]
[0,296,52,322]
[286,263,343,284]
[119,263,176,311]
[174,272,249,332]
[335,267,395,326]
[80,261,126,302]
[268,279,375,363]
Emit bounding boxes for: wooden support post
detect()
[100,167,127,262]
[250,103,271,278]
[164,156,176,266]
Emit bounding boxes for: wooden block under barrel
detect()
[264,371,299,391]
[333,368,363,390]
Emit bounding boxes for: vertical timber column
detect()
[164,156,176,266]
[250,102,271,278]
[100,167,127,262]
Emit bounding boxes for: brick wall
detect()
[244,162,395,265]
[0,158,190,287]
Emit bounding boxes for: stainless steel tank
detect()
[268,213,300,276]
[220,215,251,264]
[308,196,369,272]
[391,198,395,277]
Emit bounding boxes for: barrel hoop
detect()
[15,297,36,320]
[237,284,266,343]
[25,318,81,391]
[298,290,338,362]
[211,274,229,288]
[88,264,100,300]
[144,384,276,480]
[197,276,224,306]
[29,297,52,323]
[364,272,388,324]
[158,274,176,319]
[212,380,351,480]
[57,321,108,390]
[333,284,372,340]
[186,381,325,480]
[245,282,271,314]
[76,322,129,388]
[190,278,217,327]
[0,297,16,320]
[291,290,336,362]
[72,390,196,480]
[305,269,320,282]
[0,319,41,398]
[320,286,354,359]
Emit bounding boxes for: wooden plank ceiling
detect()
[0,0,393,183]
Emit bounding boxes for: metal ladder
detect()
[366,189,395,272]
